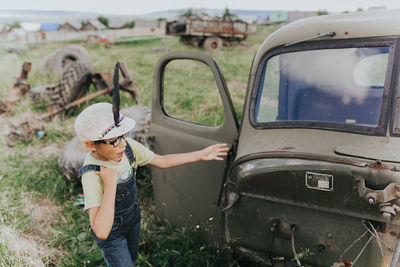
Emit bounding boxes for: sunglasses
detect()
[97,133,128,148]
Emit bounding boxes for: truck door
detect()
[149,51,239,239]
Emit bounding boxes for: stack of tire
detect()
[30,45,152,183]
[29,45,93,108]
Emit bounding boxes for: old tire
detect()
[29,84,57,102]
[121,106,151,146]
[49,61,93,108]
[58,136,89,182]
[58,106,151,182]
[40,45,92,76]
[203,37,223,52]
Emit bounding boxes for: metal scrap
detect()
[6,62,141,144]
[0,62,32,114]
[6,114,45,144]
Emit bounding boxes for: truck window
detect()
[163,59,224,126]
[255,46,390,128]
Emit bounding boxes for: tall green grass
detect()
[0,25,278,266]
[0,153,235,266]
[163,59,224,126]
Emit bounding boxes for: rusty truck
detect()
[166,15,248,51]
[60,8,400,266]
[149,9,400,266]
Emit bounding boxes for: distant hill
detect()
[0,8,314,24]
[137,8,294,22]
[0,9,98,24]
[0,10,88,16]
[143,8,281,18]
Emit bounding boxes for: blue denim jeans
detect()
[83,142,141,267]
[94,204,141,267]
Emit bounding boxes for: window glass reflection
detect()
[255,46,389,127]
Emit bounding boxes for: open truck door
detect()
[149,51,238,240]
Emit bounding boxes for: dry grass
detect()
[0,226,57,266]
[0,192,66,266]
[0,26,279,266]
[20,192,65,237]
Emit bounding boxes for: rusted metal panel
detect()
[223,158,399,265]
[153,9,400,266]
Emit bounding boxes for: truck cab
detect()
[149,9,400,266]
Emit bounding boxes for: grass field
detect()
[0,25,279,266]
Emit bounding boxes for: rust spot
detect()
[345,32,349,35]
[370,159,388,170]
[344,259,352,266]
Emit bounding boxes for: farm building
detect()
[134,20,162,29]
[269,11,288,23]
[81,19,107,31]
[21,22,41,31]
[257,11,316,25]
[0,24,10,34]
[58,21,81,32]
[108,18,129,29]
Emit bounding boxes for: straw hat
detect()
[74,102,135,141]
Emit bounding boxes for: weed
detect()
[0,242,26,266]
[0,25,279,266]
[292,248,315,262]
[138,212,234,267]
[115,36,163,46]
[30,97,50,113]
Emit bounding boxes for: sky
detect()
[0,0,400,15]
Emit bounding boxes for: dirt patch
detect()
[16,192,67,265]
[25,142,64,158]
[6,113,45,144]
[0,111,66,159]
[20,192,66,237]
[0,175,68,266]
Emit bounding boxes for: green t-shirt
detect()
[81,137,154,211]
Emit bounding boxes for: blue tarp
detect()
[40,23,60,31]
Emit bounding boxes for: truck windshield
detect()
[254,46,390,128]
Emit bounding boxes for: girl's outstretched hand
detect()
[199,143,229,161]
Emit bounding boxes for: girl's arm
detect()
[87,166,118,240]
[149,143,229,169]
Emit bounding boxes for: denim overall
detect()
[79,142,141,267]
